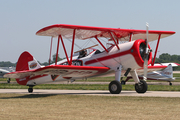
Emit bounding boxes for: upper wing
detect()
[36,24,175,42]
[4,65,110,79]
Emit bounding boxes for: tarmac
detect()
[1,81,180,98]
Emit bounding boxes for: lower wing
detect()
[4,65,110,79]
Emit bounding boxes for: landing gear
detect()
[109,65,122,94]
[28,86,34,93]
[109,80,122,94]
[169,82,172,86]
[135,80,147,93]
[7,78,11,83]
[121,80,126,85]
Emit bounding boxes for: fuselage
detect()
[26,39,152,86]
[0,68,9,78]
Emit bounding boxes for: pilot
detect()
[79,49,87,58]
[83,50,87,57]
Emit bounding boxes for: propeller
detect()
[143,23,149,81]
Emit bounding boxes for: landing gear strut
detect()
[109,65,122,94]
[135,80,147,93]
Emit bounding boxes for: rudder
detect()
[161,64,173,78]
[16,51,41,71]
[15,51,41,85]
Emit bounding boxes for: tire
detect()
[169,82,172,86]
[7,80,10,83]
[28,88,33,93]
[7,78,11,83]
[109,80,122,94]
[135,80,147,93]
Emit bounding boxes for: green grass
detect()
[173,73,180,82]
[0,94,180,120]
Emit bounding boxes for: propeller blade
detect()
[143,23,149,81]
[143,53,148,81]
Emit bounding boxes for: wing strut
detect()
[55,35,60,65]
[152,34,161,66]
[49,37,53,65]
[109,32,120,50]
[129,33,133,42]
[95,36,109,52]
[70,29,76,65]
[60,35,70,65]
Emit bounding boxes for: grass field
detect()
[0,94,180,120]
[1,75,180,119]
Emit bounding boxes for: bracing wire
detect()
[66,38,82,49]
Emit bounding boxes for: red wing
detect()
[36,24,175,42]
[4,70,34,79]
[4,65,110,79]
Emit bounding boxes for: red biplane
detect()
[4,24,175,94]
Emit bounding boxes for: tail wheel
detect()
[109,80,122,94]
[28,87,33,93]
[7,78,11,83]
[135,80,147,93]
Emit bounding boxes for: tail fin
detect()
[161,64,173,78]
[16,51,41,71]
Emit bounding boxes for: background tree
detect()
[155,53,180,70]
[0,61,16,67]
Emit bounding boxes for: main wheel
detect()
[135,80,147,93]
[109,80,122,94]
[28,88,33,93]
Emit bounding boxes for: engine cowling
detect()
[130,39,152,68]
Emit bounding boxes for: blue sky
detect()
[0,0,179,63]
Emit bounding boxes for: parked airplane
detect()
[4,24,175,94]
[0,68,11,83]
[121,64,178,85]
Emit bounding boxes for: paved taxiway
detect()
[1,89,180,97]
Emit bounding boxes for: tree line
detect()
[1,53,180,70]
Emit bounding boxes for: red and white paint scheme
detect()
[4,24,175,94]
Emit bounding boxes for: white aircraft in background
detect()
[4,23,176,93]
[0,68,11,83]
[121,63,179,85]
